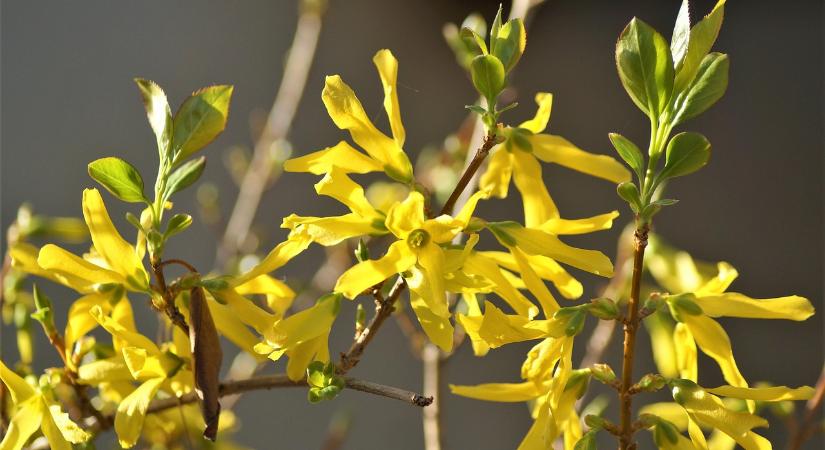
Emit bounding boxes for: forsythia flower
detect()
[480,93,630,228]
[334,190,487,350]
[642,380,814,450]
[0,360,89,450]
[283,49,413,182]
[663,262,813,407]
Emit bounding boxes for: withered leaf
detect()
[189,286,222,440]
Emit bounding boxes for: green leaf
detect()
[659,132,711,181]
[673,52,729,124]
[164,156,206,199]
[493,19,525,73]
[489,4,503,53]
[172,85,233,166]
[460,27,487,56]
[164,214,192,238]
[608,133,644,181]
[652,198,679,207]
[674,0,726,93]
[617,182,642,213]
[615,18,675,117]
[470,54,506,104]
[573,430,598,450]
[134,78,173,160]
[88,157,147,203]
[465,104,487,115]
[671,0,691,68]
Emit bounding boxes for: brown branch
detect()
[439,133,497,216]
[217,2,325,266]
[150,258,190,335]
[787,362,825,450]
[422,344,444,450]
[618,224,649,450]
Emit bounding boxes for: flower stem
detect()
[618,222,649,450]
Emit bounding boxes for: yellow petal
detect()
[284,213,380,247]
[322,75,413,182]
[413,243,450,317]
[410,287,454,352]
[521,338,564,381]
[462,252,538,317]
[77,357,134,385]
[64,294,110,370]
[10,243,76,287]
[511,150,558,227]
[283,140,382,175]
[639,402,689,430]
[285,332,330,382]
[115,377,166,448]
[450,381,541,402]
[479,147,513,199]
[457,301,560,351]
[517,393,554,450]
[538,211,620,236]
[677,387,770,450]
[694,293,814,321]
[45,403,89,444]
[235,274,295,317]
[687,417,710,450]
[38,244,124,292]
[214,289,274,335]
[696,262,738,295]
[82,189,147,290]
[0,358,35,404]
[483,251,583,301]
[384,191,426,239]
[530,134,631,184]
[518,93,553,134]
[231,232,311,287]
[205,297,265,358]
[0,398,42,450]
[645,313,679,378]
[314,167,379,218]
[334,240,416,299]
[674,323,698,381]
[373,49,405,146]
[263,294,339,362]
[91,305,161,355]
[122,347,169,380]
[491,222,614,277]
[682,315,748,391]
[452,189,490,229]
[706,385,815,402]
[510,246,560,317]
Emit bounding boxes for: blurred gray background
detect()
[2,0,822,448]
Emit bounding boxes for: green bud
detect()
[588,297,620,320]
[591,364,617,384]
[199,277,230,292]
[355,303,366,334]
[635,373,666,392]
[617,181,642,212]
[355,239,370,263]
[642,294,663,313]
[31,285,56,334]
[583,414,607,430]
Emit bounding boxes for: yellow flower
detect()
[451,337,583,450]
[334,190,487,350]
[480,93,630,228]
[642,380,814,450]
[254,293,341,381]
[284,49,413,182]
[0,360,89,450]
[84,306,191,448]
[664,262,813,410]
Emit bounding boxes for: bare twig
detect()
[422,344,444,450]
[217,2,325,266]
[787,362,825,450]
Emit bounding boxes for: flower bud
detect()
[591,364,617,384]
[588,297,620,320]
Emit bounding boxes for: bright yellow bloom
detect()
[480,93,630,228]
[642,381,814,450]
[334,190,487,350]
[284,49,413,182]
[254,293,341,381]
[664,262,813,410]
[0,359,89,450]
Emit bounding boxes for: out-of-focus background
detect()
[2,0,822,448]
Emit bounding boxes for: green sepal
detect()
[88,157,147,203]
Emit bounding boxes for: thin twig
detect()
[787,362,825,450]
[422,344,443,450]
[217,2,325,266]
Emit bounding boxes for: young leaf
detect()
[659,132,711,181]
[615,18,675,117]
[164,156,206,198]
[671,0,691,67]
[673,52,729,124]
[470,54,505,104]
[617,181,642,213]
[674,0,726,93]
[460,27,488,56]
[164,214,192,238]
[189,286,222,441]
[493,19,526,73]
[134,78,173,160]
[172,85,233,166]
[489,4,503,53]
[87,157,147,203]
[608,133,644,181]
